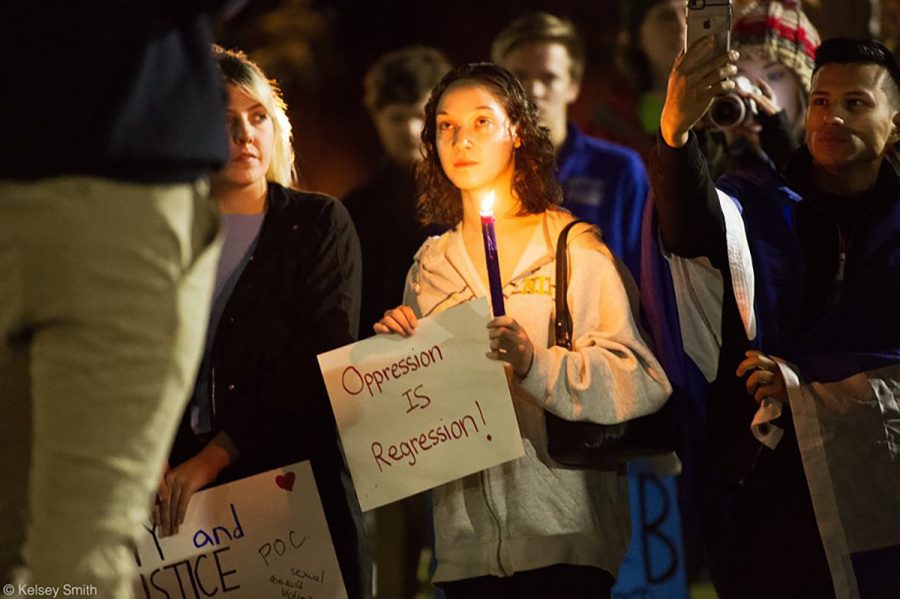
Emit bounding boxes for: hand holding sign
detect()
[154,432,239,536]
[377,306,535,379]
[133,461,347,599]
[374,305,418,336]
[319,298,524,511]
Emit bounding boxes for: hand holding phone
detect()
[686,0,733,55]
[661,35,738,147]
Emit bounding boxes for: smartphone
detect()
[685,0,733,55]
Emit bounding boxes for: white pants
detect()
[0,177,220,597]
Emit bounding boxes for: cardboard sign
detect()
[612,465,687,599]
[133,461,347,599]
[317,297,524,511]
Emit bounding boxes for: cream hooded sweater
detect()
[403,208,671,583]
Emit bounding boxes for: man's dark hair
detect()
[417,63,562,226]
[364,46,452,112]
[814,38,900,107]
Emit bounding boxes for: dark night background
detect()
[214,0,896,198]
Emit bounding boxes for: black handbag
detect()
[545,220,673,470]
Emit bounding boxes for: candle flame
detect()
[480,191,495,217]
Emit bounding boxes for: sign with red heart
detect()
[275,471,295,491]
[132,461,346,597]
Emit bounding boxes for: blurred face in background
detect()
[372,99,428,166]
[640,0,687,76]
[499,41,579,148]
[738,57,804,126]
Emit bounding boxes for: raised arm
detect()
[651,36,739,265]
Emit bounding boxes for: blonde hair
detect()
[212,45,297,187]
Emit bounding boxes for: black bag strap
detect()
[547,219,672,471]
[554,220,587,351]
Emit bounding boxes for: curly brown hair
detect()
[416,63,562,226]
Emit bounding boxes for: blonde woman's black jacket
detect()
[170,183,370,598]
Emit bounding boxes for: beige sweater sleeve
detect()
[517,237,672,424]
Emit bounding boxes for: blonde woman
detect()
[156,46,370,598]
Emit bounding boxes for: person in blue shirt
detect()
[492,12,650,284]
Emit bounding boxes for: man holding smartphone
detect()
[646,33,900,598]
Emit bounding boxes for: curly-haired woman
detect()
[376,63,671,598]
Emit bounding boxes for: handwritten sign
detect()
[317,297,524,511]
[133,461,347,599]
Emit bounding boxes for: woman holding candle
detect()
[375,63,671,598]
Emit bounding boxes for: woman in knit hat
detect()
[733,1,819,123]
[712,0,822,171]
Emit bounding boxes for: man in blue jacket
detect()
[492,12,650,284]
[647,36,900,597]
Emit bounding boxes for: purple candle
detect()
[480,192,505,316]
